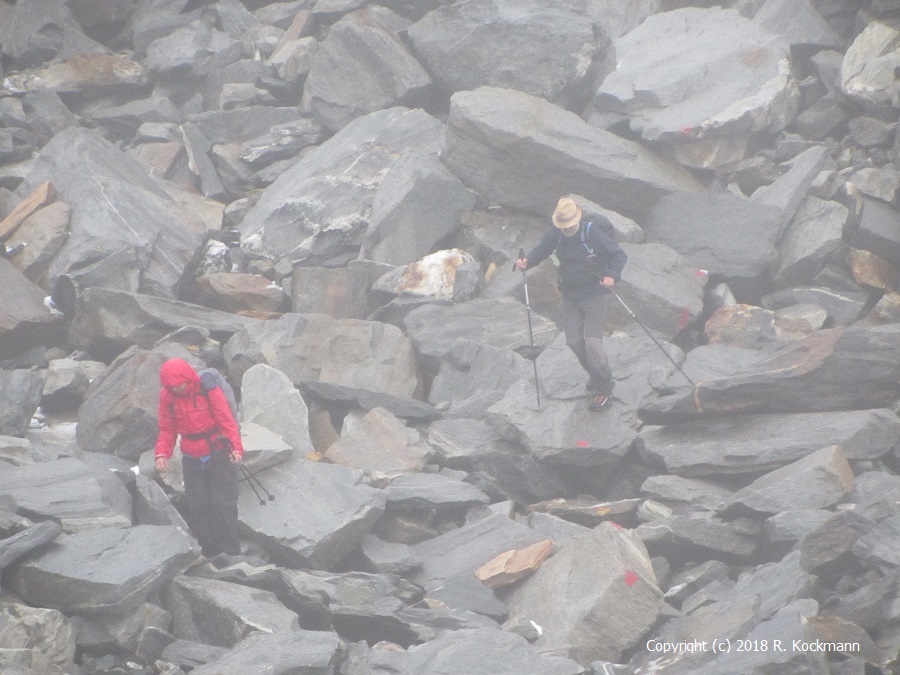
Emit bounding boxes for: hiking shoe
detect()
[588,394,611,411]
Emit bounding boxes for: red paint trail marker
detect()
[624,570,639,587]
[576,440,589,448]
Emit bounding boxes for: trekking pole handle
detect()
[513,248,525,272]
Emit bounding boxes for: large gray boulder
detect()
[847,196,900,268]
[2,0,108,69]
[640,325,900,422]
[9,525,196,616]
[637,408,900,477]
[224,313,421,400]
[237,455,386,569]
[68,287,259,362]
[507,523,663,665]
[0,369,46,438]
[301,9,432,132]
[165,575,300,648]
[772,196,848,286]
[840,20,900,111]
[239,107,445,265]
[407,0,610,108]
[0,258,64,358]
[592,7,799,143]
[76,343,203,461]
[752,0,843,51]
[443,87,702,222]
[0,458,131,531]
[240,363,313,457]
[0,602,76,671]
[14,128,205,298]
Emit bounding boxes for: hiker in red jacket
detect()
[154,358,244,558]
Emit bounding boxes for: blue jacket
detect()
[525,218,627,304]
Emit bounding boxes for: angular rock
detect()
[751,144,832,231]
[2,0,108,69]
[10,525,196,616]
[852,514,900,572]
[643,191,783,278]
[15,128,205,298]
[290,265,372,320]
[237,455,386,569]
[0,458,132,532]
[190,630,341,675]
[848,196,900,268]
[359,535,422,575]
[0,258,64,358]
[507,523,662,665]
[374,249,480,300]
[76,343,203,461]
[642,398,898,471]
[850,166,900,204]
[475,539,553,590]
[426,418,567,504]
[0,369,46,437]
[0,435,37,466]
[407,0,609,107]
[761,284,868,326]
[240,107,445,265]
[165,575,299,648]
[640,475,735,514]
[144,20,242,77]
[635,512,759,563]
[428,340,534,418]
[194,272,286,313]
[821,569,900,631]
[325,407,431,479]
[6,200,70,286]
[753,0,843,50]
[239,119,324,167]
[611,243,706,336]
[0,603,76,671]
[772,196,848,285]
[299,380,438,423]
[132,474,190,530]
[841,20,900,111]
[41,358,107,411]
[403,296,557,373]
[641,325,900,422]
[592,7,799,143]
[848,115,895,148]
[408,513,548,592]
[161,639,228,670]
[703,304,814,350]
[180,121,226,200]
[384,473,490,511]
[301,8,431,132]
[72,601,171,656]
[764,509,834,551]
[240,363,312,457]
[362,152,476,267]
[0,521,63,570]
[224,312,421,400]
[720,445,854,516]
[798,509,875,576]
[444,87,702,222]
[0,179,56,241]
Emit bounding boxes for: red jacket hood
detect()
[159,358,201,395]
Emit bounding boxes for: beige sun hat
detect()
[551,197,582,229]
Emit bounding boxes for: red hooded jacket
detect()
[154,359,244,460]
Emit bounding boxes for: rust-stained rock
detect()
[849,248,897,292]
[0,180,56,241]
[866,291,900,325]
[528,498,641,528]
[475,539,554,590]
[704,304,812,350]
[194,272,286,313]
[640,324,900,423]
[6,201,70,286]
[1,54,148,96]
[394,249,476,298]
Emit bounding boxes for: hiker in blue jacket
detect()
[517,197,627,411]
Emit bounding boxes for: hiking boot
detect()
[588,394,611,411]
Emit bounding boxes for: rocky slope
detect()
[1,0,899,673]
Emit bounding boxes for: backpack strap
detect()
[580,220,594,255]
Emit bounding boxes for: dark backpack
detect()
[199,368,240,423]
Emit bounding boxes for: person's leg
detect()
[208,456,241,556]
[182,456,218,557]
[582,292,613,395]
[561,297,589,374]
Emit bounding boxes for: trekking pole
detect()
[608,289,696,387]
[238,464,275,505]
[513,249,541,406]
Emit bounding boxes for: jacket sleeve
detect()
[591,227,628,281]
[155,391,177,459]
[208,387,244,455]
[524,228,559,270]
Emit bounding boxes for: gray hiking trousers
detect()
[561,291,613,395]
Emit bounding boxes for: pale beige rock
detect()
[475,539,554,590]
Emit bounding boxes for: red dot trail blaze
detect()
[624,570,639,587]
[680,126,693,138]
[678,308,692,330]
[576,440,589,448]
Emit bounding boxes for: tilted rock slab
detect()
[0,258,63,358]
[593,7,799,143]
[637,408,900,477]
[240,363,314,457]
[640,324,900,422]
[443,86,702,222]
[190,630,341,675]
[68,286,258,362]
[841,19,900,111]
[240,106,445,265]
[9,525,196,616]
[0,368,47,438]
[0,603,76,670]
[407,0,610,108]
[237,455,386,569]
[507,522,663,665]
[15,127,205,298]
[0,458,131,531]
[165,575,300,648]
[224,312,421,400]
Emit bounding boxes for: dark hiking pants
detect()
[182,453,240,557]
[561,291,613,395]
